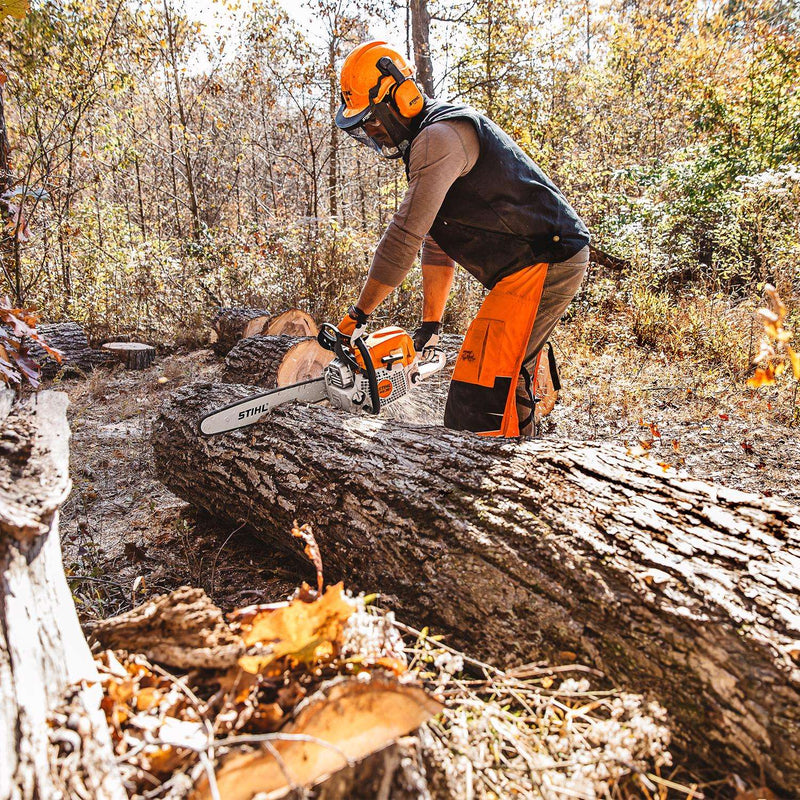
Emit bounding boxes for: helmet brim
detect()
[335,102,371,131]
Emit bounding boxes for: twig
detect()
[199,751,221,800]
[645,772,705,798]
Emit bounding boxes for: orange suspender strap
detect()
[444,263,549,437]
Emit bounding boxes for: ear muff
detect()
[391,79,424,117]
[376,55,424,118]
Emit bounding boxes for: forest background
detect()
[0,0,799,376]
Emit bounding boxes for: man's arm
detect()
[353,275,396,316]
[352,119,478,315]
[420,235,455,322]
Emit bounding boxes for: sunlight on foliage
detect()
[0,0,28,21]
[748,284,799,388]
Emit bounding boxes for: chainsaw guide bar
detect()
[199,323,447,436]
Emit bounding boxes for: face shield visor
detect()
[335,99,414,160]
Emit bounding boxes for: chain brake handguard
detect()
[318,323,381,414]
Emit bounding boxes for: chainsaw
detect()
[199,323,448,435]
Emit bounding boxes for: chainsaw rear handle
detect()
[317,322,381,415]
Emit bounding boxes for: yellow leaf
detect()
[135,686,162,711]
[747,366,776,389]
[788,347,800,380]
[237,583,354,674]
[0,0,29,21]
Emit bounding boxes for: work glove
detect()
[337,304,369,343]
[413,321,441,353]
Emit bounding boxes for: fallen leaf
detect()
[747,366,776,388]
[237,582,354,673]
[195,677,442,800]
[788,347,800,380]
[735,788,778,800]
[135,686,162,712]
[0,0,29,21]
[292,521,323,594]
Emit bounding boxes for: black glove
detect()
[338,304,369,340]
[413,321,441,353]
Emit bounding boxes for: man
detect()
[335,41,590,437]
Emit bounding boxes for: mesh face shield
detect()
[337,101,415,160]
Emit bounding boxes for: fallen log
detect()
[27,321,114,378]
[210,307,318,355]
[223,334,333,388]
[0,391,125,799]
[152,382,800,793]
[90,585,244,669]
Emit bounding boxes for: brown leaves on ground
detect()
[96,650,207,781]
[0,298,62,388]
[95,572,427,798]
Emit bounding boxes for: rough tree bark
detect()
[210,308,318,356]
[410,0,435,96]
[223,334,333,388]
[28,321,114,379]
[152,382,800,794]
[0,391,124,800]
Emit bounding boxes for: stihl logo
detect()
[238,404,269,419]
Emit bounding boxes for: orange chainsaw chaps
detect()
[354,326,416,370]
[445,263,548,437]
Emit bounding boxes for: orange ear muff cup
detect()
[392,79,424,117]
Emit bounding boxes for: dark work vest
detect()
[404,99,591,289]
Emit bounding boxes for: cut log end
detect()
[211,308,318,355]
[101,342,156,370]
[224,335,333,388]
[265,308,318,338]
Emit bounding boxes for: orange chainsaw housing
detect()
[353,326,417,370]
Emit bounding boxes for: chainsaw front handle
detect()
[417,347,447,380]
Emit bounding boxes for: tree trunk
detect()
[410,0,435,96]
[0,391,125,800]
[223,334,333,388]
[27,321,115,379]
[210,308,318,356]
[152,382,800,794]
[101,341,156,370]
[0,75,20,304]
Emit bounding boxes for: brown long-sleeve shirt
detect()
[368,119,480,286]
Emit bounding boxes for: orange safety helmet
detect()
[335,41,425,157]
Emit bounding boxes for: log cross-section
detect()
[223,334,333,388]
[0,392,125,799]
[210,308,318,355]
[152,382,800,794]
